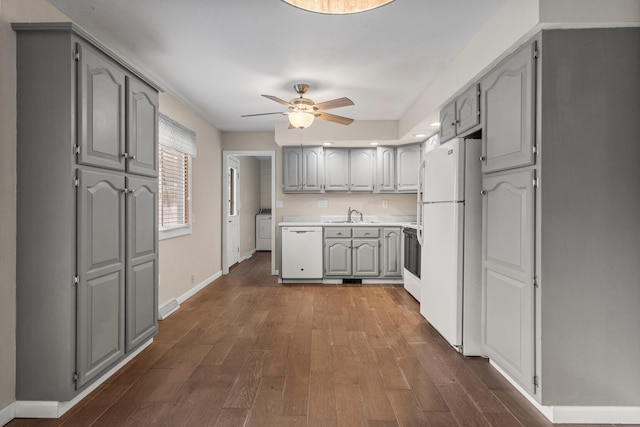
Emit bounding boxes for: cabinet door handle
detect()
[479,156,486,162]
[480,190,487,196]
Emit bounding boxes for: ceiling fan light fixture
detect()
[282,0,394,14]
[289,111,315,129]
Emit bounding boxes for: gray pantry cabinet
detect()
[282,145,323,192]
[478,28,640,407]
[381,228,402,278]
[439,84,481,143]
[480,43,536,174]
[14,23,159,401]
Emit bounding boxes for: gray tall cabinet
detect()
[14,23,160,401]
[477,28,640,407]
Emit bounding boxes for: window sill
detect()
[159,225,192,241]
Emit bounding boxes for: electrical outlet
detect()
[191,274,195,285]
[382,199,388,208]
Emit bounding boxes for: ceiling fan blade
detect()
[316,112,354,125]
[241,112,286,117]
[314,97,354,111]
[262,94,293,108]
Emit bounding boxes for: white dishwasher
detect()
[281,226,323,279]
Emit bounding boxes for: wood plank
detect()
[308,371,337,424]
[356,363,396,422]
[437,383,492,426]
[386,389,432,427]
[223,350,265,408]
[245,376,286,427]
[397,357,448,412]
[281,351,311,416]
[373,347,410,390]
[335,383,368,427]
[214,408,249,427]
[310,328,332,373]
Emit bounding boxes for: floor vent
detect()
[158,299,180,320]
[342,278,362,284]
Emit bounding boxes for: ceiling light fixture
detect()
[370,141,379,146]
[288,111,315,129]
[413,133,427,138]
[430,122,441,128]
[282,0,394,14]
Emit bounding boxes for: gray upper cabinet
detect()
[376,146,395,192]
[282,146,324,192]
[439,84,480,143]
[76,169,126,388]
[325,148,375,192]
[324,148,350,191]
[396,144,420,193]
[282,147,303,192]
[439,102,457,142]
[481,168,535,393]
[127,76,159,177]
[77,42,126,171]
[14,23,159,402]
[481,42,536,173]
[350,148,375,192]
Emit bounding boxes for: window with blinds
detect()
[159,145,189,228]
[158,113,196,239]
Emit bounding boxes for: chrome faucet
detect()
[347,206,363,223]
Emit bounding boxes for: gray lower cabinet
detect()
[324,227,400,279]
[352,238,379,276]
[480,42,536,174]
[381,227,402,278]
[325,238,352,276]
[481,168,535,393]
[14,23,159,401]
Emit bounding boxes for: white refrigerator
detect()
[419,138,483,356]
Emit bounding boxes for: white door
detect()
[226,157,240,268]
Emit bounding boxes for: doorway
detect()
[222,150,276,275]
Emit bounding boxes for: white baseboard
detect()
[158,271,222,320]
[0,402,15,427]
[14,339,152,420]
[238,249,256,263]
[489,359,640,423]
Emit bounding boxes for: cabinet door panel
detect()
[481,168,535,393]
[439,101,456,142]
[127,77,158,177]
[396,145,419,193]
[382,228,402,277]
[350,148,375,192]
[282,147,302,192]
[376,146,395,192]
[77,42,126,171]
[325,239,351,276]
[126,176,158,351]
[456,84,480,135]
[481,42,536,173]
[77,169,125,387]
[303,146,324,192]
[324,149,350,191]
[353,239,379,276]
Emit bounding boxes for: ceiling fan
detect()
[241,83,354,129]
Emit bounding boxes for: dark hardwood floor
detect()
[8,252,627,426]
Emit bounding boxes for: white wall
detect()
[157,92,222,307]
[238,156,260,257]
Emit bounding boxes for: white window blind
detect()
[158,114,196,237]
[159,145,189,228]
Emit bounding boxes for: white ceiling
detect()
[48,0,504,139]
